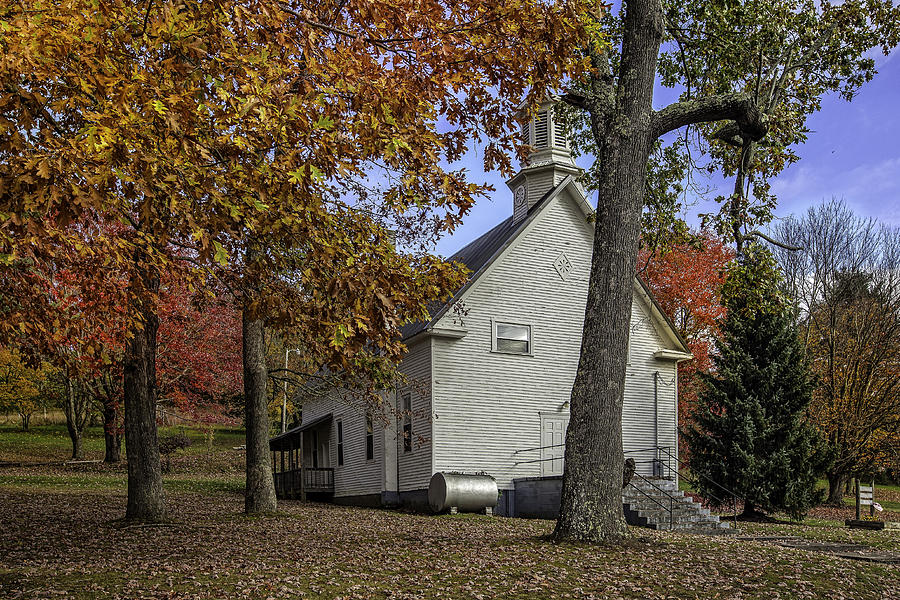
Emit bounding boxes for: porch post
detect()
[300,431,306,501]
[290,439,297,499]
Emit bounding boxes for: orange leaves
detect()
[1,0,596,405]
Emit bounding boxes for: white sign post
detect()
[856,479,875,520]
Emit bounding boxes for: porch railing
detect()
[274,467,334,498]
[303,467,335,491]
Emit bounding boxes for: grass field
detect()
[2,425,899,599]
[0,422,246,473]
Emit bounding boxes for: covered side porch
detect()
[269,413,335,499]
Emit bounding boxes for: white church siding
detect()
[622,295,679,474]
[430,189,681,491]
[395,337,435,496]
[298,389,385,500]
[431,190,593,491]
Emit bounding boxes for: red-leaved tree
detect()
[157,282,243,426]
[640,232,734,456]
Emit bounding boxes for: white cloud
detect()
[771,156,900,224]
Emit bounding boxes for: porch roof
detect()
[269,413,332,451]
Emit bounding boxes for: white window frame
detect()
[365,414,375,462]
[336,419,344,467]
[400,392,412,454]
[492,320,533,356]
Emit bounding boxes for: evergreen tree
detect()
[685,245,827,520]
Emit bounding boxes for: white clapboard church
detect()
[270,99,693,518]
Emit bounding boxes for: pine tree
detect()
[685,245,826,520]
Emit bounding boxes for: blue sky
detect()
[434,51,899,257]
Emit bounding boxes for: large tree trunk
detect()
[826,471,847,506]
[103,400,122,463]
[741,500,763,519]
[71,432,83,462]
[553,0,663,544]
[553,0,767,544]
[123,262,166,522]
[243,307,277,514]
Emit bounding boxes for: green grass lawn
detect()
[0,423,109,461]
[0,424,244,462]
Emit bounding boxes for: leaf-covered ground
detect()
[2,427,898,599]
[1,471,899,600]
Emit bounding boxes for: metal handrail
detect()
[514,442,565,454]
[627,471,676,528]
[623,446,667,454]
[654,446,740,529]
[510,442,740,528]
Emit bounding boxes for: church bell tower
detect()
[507,98,582,224]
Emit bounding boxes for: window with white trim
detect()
[401,392,412,453]
[494,322,532,355]
[336,420,344,466]
[365,415,374,461]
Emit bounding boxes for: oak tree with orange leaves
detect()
[1,0,595,521]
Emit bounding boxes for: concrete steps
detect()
[623,478,738,535]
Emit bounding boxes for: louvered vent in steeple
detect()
[508,97,582,224]
[553,117,567,149]
[533,110,549,148]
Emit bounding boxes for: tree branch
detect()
[561,92,589,111]
[745,229,803,251]
[651,93,767,140]
[710,122,744,147]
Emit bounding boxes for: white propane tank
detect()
[428,472,498,513]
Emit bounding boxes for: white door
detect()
[541,414,568,476]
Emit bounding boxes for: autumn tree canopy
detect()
[1,0,596,521]
[640,232,733,449]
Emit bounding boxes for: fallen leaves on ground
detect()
[1,479,899,599]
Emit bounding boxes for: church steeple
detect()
[507,98,582,224]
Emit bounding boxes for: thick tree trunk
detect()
[123,262,166,522]
[554,0,767,544]
[71,434,83,462]
[553,0,663,545]
[243,308,277,514]
[741,500,762,518]
[826,472,847,506]
[103,401,122,463]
